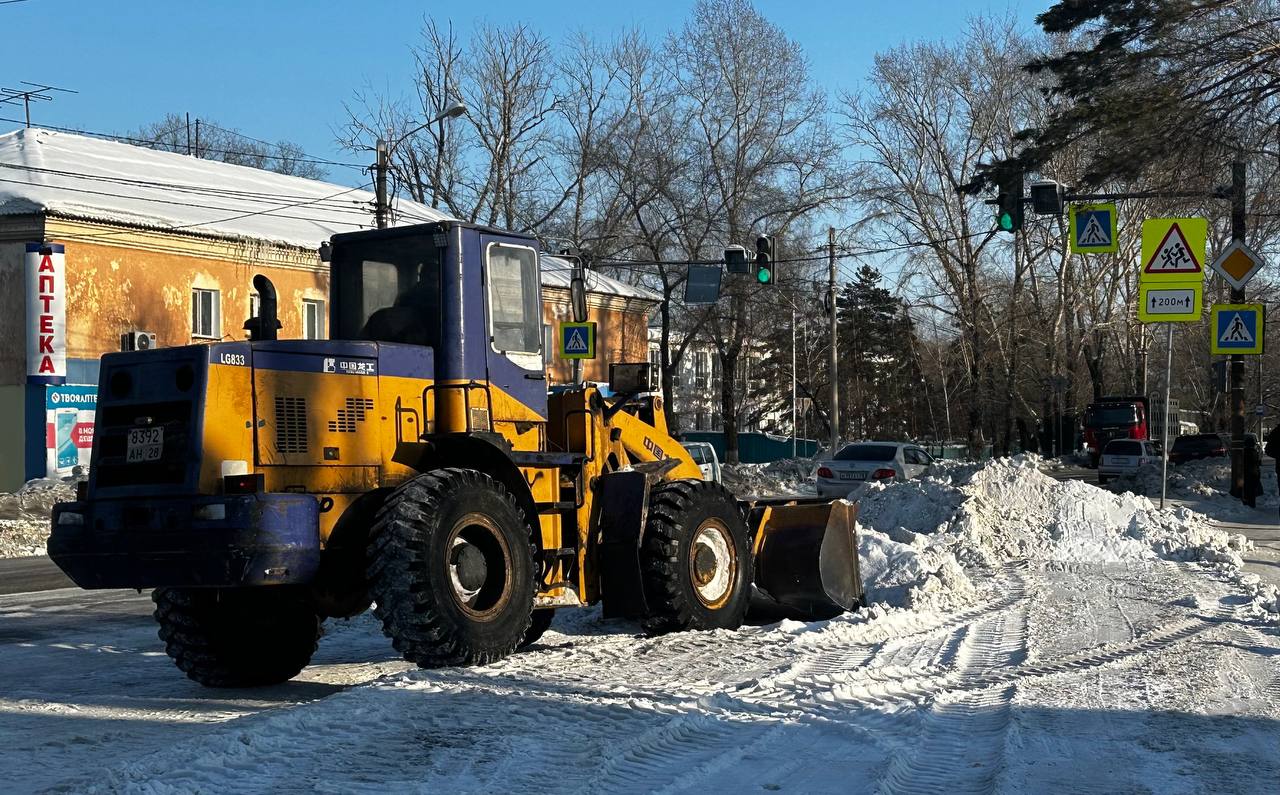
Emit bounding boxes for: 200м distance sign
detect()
[1138,282,1201,323]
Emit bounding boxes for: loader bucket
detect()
[748,498,863,621]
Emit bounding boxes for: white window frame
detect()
[249,292,261,320]
[484,242,542,370]
[303,298,326,340]
[192,287,220,340]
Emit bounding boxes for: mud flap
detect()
[749,499,863,621]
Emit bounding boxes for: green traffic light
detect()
[757,267,771,284]
[998,211,1014,232]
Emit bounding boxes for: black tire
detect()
[152,586,321,688]
[367,468,536,667]
[520,609,556,648]
[640,479,752,635]
[1097,474,1109,485]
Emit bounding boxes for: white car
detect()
[1097,439,1161,484]
[681,441,721,483]
[814,442,933,497]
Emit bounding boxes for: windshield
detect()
[332,233,442,346]
[1173,435,1221,451]
[1087,405,1139,426]
[1104,440,1142,455]
[834,443,898,462]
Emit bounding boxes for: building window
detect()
[303,299,326,340]
[192,288,220,339]
[250,292,260,319]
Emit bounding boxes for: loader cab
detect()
[328,222,548,418]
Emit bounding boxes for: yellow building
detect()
[0,128,657,489]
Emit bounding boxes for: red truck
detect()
[1083,396,1149,467]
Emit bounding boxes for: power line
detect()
[0,162,374,212]
[0,116,366,170]
[59,182,376,245]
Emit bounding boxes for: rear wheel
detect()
[520,609,556,648]
[152,586,321,688]
[640,480,752,634]
[367,468,536,667]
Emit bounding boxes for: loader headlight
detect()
[56,511,84,526]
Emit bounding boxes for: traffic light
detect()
[995,172,1024,233]
[1030,180,1066,215]
[724,244,750,274]
[755,235,774,285]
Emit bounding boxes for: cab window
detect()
[487,243,540,353]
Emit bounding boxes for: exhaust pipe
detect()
[243,274,282,341]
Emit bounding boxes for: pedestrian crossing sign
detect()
[1069,203,1118,254]
[1210,303,1264,355]
[559,321,596,359]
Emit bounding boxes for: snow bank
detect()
[721,458,817,496]
[0,478,74,558]
[850,455,1251,613]
[1108,457,1280,521]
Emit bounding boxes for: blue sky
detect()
[0,0,1044,186]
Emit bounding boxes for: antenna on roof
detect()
[0,82,77,128]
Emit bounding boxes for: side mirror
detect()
[570,276,588,323]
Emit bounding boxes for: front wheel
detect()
[152,586,321,688]
[640,480,752,634]
[367,468,536,667]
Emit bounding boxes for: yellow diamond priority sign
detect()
[1140,218,1207,282]
[1208,240,1265,291]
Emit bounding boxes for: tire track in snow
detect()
[873,604,1028,795]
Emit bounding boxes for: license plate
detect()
[1109,457,1132,466]
[839,471,866,481]
[126,427,164,463]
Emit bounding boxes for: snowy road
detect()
[2,458,1278,792]
[4,564,1278,792]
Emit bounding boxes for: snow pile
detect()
[0,478,74,558]
[850,455,1251,612]
[1108,457,1280,520]
[721,458,817,496]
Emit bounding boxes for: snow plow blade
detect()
[748,498,863,621]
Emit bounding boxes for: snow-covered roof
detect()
[539,256,659,302]
[0,128,659,303]
[0,127,449,247]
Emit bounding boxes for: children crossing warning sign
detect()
[1140,218,1207,282]
[1209,303,1264,355]
[1068,203,1118,254]
[559,322,596,359]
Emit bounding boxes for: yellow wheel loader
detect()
[48,221,862,687]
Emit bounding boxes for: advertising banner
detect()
[45,385,95,476]
[26,243,67,380]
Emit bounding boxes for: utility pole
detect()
[374,138,389,229]
[194,119,201,158]
[828,226,840,454]
[185,112,191,156]
[1230,160,1247,499]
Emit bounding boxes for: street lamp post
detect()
[375,100,468,228]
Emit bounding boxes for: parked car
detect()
[814,442,933,497]
[1097,438,1162,484]
[1168,433,1228,466]
[681,441,721,483]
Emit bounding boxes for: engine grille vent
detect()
[328,397,375,433]
[274,396,309,453]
